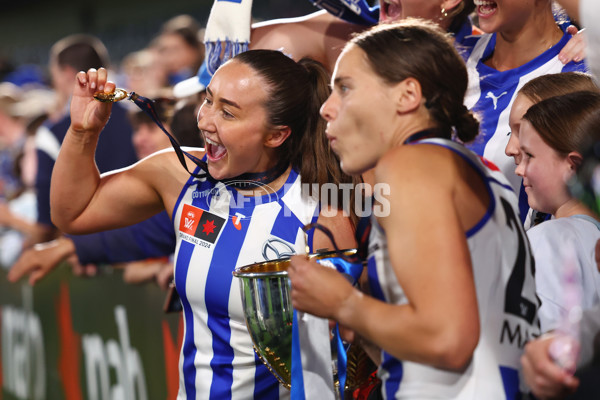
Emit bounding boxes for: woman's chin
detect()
[340,160,367,177]
[208,163,240,182]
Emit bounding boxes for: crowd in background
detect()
[1,0,600,399]
[0,13,207,287]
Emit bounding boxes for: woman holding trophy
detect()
[49,50,356,398]
[288,20,540,399]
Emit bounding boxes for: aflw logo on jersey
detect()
[179,204,225,244]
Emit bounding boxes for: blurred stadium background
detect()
[0,0,317,77]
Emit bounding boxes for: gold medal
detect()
[93,88,129,103]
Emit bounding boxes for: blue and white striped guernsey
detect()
[172,167,319,400]
[367,138,540,399]
[461,30,588,220]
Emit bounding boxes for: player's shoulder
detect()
[375,142,460,190]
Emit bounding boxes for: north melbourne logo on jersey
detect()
[179,204,225,244]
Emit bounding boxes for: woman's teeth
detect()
[205,138,227,160]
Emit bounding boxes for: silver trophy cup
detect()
[232,249,359,389]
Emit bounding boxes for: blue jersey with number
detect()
[172,167,319,400]
[460,31,588,221]
[367,138,540,399]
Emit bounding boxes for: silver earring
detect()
[439,7,449,21]
[439,2,465,21]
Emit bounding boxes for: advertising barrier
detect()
[0,265,182,400]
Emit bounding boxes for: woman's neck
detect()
[392,110,439,148]
[485,11,564,71]
[235,165,292,197]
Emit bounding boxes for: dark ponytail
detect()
[452,104,479,143]
[296,58,360,225]
[295,58,356,191]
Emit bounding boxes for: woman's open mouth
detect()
[380,0,402,22]
[205,137,228,162]
[475,0,498,18]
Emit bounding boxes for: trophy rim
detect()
[232,248,358,278]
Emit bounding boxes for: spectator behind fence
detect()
[520,92,600,400]
[516,91,600,334]
[0,82,27,200]
[8,97,203,286]
[0,84,54,268]
[119,48,169,99]
[155,14,204,86]
[31,34,137,246]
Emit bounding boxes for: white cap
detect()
[173,62,211,99]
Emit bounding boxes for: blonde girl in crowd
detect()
[504,71,598,228]
[515,91,600,333]
[518,91,600,400]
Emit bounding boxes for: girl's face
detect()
[157,32,198,74]
[197,60,276,180]
[515,119,574,214]
[320,45,399,176]
[505,93,533,166]
[132,122,172,160]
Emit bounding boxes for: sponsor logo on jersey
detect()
[191,188,212,199]
[179,204,225,244]
[485,91,508,110]
[262,237,296,260]
[232,212,245,231]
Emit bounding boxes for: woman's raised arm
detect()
[50,68,167,234]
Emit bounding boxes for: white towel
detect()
[296,311,337,400]
[204,0,253,76]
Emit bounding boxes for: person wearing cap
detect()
[0,83,55,268]
[0,82,27,200]
[0,82,35,268]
